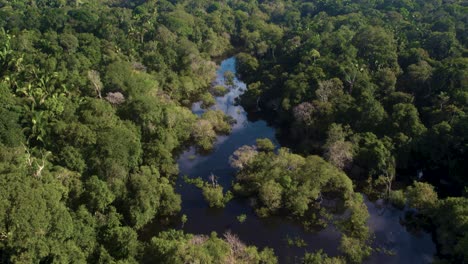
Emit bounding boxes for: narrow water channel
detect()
[175,57,436,263]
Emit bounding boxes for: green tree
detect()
[406,182,438,212]
[256,138,275,152]
[202,184,233,208]
[192,119,217,151]
[433,197,468,263]
[391,103,426,138]
[259,180,283,214]
[353,26,399,71]
[0,146,80,263]
[127,166,181,228]
[84,175,115,212]
[352,133,394,178]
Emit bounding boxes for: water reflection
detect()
[365,199,435,264]
[174,57,435,263]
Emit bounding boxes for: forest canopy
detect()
[0,0,466,263]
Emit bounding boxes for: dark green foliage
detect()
[0,104,24,147]
[0,1,238,262]
[84,175,115,213]
[127,166,181,229]
[57,146,86,173]
[337,194,372,263]
[234,0,467,204]
[432,197,468,263]
[404,182,468,263]
[0,0,466,263]
[0,146,80,262]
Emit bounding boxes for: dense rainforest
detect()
[0,0,466,263]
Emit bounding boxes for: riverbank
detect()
[140,57,436,263]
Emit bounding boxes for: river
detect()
[175,57,435,263]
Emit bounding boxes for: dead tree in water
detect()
[209,173,218,187]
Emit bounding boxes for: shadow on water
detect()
[147,57,436,263]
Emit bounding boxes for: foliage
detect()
[234,0,468,204]
[185,175,233,208]
[230,140,372,260]
[303,250,345,264]
[212,85,228,96]
[0,1,238,261]
[192,110,232,151]
[0,0,466,262]
[406,181,439,213]
[126,166,181,229]
[432,197,468,263]
[202,185,233,208]
[404,183,467,263]
[237,214,247,223]
[256,138,275,152]
[389,190,406,210]
[145,230,277,264]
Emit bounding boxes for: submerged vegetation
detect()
[0,0,466,263]
[144,230,277,264]
[231,139,372,262]
[185,174,234,208]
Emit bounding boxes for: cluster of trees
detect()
[192,110,233,151]
[0,0,267,262]
[230,139,372,263]
[145,230,277,263]
[0,0,466,263]
[184,174,233,208]
[388,181,468,263]
[236,0,467,192]
[231,1,466,262]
